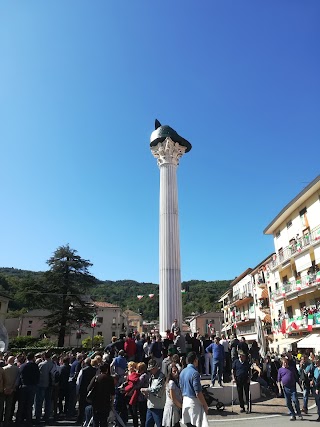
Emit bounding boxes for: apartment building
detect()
[219,256,273,348]
[264,175,320,354]
[219,269,257,341]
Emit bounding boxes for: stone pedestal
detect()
[151,137,188,335]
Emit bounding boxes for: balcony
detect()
[269,224,320,270]
[256,278,267,288]
[272,274,320,300]
[231,292,254,306]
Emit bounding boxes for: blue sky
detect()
[1,1,319,284]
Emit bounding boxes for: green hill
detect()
[0,268,231,320]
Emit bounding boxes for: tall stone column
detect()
[150,120,191,336]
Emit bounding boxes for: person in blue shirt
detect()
[205,336,224,387]
[179,352,208,427]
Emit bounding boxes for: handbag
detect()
[87,377,98,404]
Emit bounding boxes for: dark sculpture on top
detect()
[150,119,192,153]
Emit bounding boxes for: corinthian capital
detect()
[151,137,187,167]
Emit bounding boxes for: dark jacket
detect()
[88,373,115,412]
[20,361,40,386]
[79,365,97,396]
[59,364,71,389]
[232,359,251,383]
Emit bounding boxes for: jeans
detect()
[315,390,320,416]
[303,386,310,410]
[283,386,301,416]
[211,359,223,385]
[204,353,211,375]
[35,386,52,421]
[146,408,163,427]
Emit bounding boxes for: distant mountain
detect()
[0,268,231,320]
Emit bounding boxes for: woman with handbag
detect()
[87,363,115,427]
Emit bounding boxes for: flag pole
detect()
[91,324,95,349]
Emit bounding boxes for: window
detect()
[299,302,306,309]
[97,331,102,336]
[275,282,279,290]
[112,317,116,324]
[97,317,103,324]
[287,220,292,229]
[287,306,293,318]
[300,207,309,229]
[28,320,33,324]
[299,207,307,216]
[26,331,31,336]
[276,231,281,238]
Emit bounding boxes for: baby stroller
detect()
[202,384,225,410]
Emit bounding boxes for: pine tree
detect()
[43,244,95,347]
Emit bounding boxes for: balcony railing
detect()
[231,292,253,303]
[272,273,320,299]
[236,324,256,335]
[269,224,320,269]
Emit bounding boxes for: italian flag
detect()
[308,314,314,331]
[296,316,303,328]
[296,280,302,291]
[281,288,286,297]
[91,315,98,328]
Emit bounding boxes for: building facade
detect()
[5,301,125,347]
[219,256,273,347]
[189,311,224,336]
[264,175,320,354]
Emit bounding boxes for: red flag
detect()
[281,319,287,334]
[291,322,298,330]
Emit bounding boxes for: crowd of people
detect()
[0,327,319,426]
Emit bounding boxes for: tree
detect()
[12,245,96,347]
[42,244,96,347]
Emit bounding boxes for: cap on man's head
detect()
[147,359,158,371]
[238,350,245,356]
